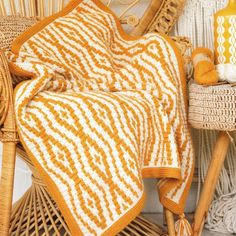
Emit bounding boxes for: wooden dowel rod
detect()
[37,186,60,235]
[14,189,31,235]
[26,190,33,236]
[0,1,6,16]
[58,0,63,11]
[0,142,16,235]
[10,190,30,232]
[35,185,49,235]
[193,131,231,236]
[9,0,16,15]
[39,0,44,18]
[165,208,176,236]
[29,0,35,17]
[0,64,17,236]
[19,0,26,16]
[49,0,53,16]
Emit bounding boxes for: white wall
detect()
[0,144,32,203]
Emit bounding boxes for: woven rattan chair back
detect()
[0,0,186,35]
[0,0,69,18]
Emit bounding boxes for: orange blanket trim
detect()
[10,0,194,234]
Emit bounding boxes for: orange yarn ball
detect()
[192,48,219,85]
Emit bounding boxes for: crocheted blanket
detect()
[8,0,194,235]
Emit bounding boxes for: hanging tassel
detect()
[175,214,193,236]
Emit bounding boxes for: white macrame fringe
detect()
[173,0,236,234]
[206,190,236,233]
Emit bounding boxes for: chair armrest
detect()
[0,50,14,127]
[0,50,18,236]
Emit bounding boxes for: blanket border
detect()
[11,0,194,234]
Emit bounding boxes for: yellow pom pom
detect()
[192,48,218,85]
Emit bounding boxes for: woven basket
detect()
[0,16,38,86]
[188,81,236,131]
[0,15,37,51]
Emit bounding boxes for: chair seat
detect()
[188,81,236,131]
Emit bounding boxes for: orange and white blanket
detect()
[8,0,194,235]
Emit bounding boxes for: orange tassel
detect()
[175,214,193,236]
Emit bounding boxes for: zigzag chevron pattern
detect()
[8,0,194,235]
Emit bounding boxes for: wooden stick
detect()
[29,0,36,17]
[193,131,231,236]
[0,52,17,236]
[26,189,33,236]
[0,1,6,16]
[38,0,44,18]
[35,185,50,235]
[165,208,176,236]
[37,185,60,235]
[10,189,30,231]
[19,0,26,16]
[41,186,70,231]
[0,130,17,236]
[32,185,39,236]
[15,188,31,235]
[58,0,63,11]
[58,0,61,11]
[9,0,16,15]
[49,0,53,16]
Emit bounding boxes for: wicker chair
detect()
[0,0,191,235]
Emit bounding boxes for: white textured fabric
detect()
[217,63,236,83]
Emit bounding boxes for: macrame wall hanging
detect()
[173,0,236,233]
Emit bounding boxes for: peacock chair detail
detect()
[0,0,190,235]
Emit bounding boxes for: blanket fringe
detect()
[175,214,193,236]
